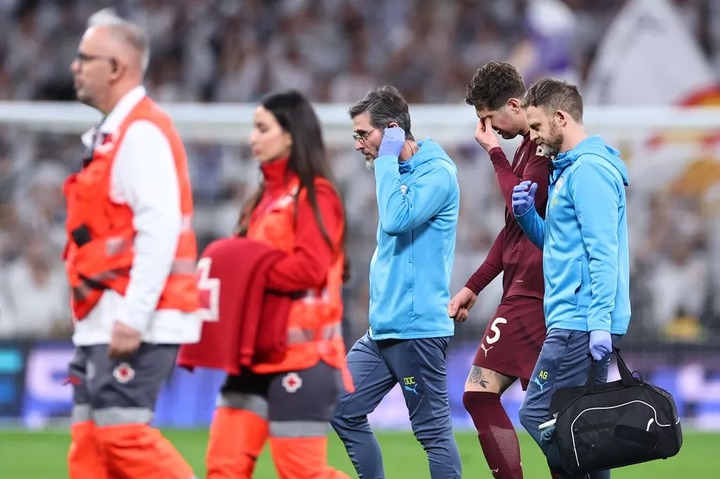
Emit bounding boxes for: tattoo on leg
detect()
[467,366,488,388]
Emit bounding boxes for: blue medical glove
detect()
[589,330,612,361]
[378,126,406,157]
[512,180,538,216]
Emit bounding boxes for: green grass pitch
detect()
[0,429,715,478]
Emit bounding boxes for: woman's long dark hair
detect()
[237,90,350,282]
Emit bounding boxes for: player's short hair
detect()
[465,61,526,111]
[349,85,413,140]
[521,78,584,123]
[88,8,149,74]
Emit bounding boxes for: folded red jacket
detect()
[177,237,292,374]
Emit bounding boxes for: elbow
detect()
[382,225,403,236]
[300,261,328,288]
[380,216,409,236]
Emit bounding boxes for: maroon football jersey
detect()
[466,134,548,300]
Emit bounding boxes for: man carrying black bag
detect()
[548,349,682,475]
[512,78,631,479]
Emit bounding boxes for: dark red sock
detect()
[463,391,524,479]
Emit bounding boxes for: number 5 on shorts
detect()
[485,317,508,345]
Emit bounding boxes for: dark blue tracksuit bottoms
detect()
[331,333,461,479]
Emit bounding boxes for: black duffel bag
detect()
[547,349,683,475]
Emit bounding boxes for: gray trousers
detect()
[68,343,178,425]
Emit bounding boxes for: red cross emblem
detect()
[112,363,135,384]
[281,372,302,393]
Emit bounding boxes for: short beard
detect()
[365,158,374,171]
[542,123,563,157]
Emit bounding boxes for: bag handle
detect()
[584,348,637,393]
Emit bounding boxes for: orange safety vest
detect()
[248,176,347,375]
[63,96,199,320]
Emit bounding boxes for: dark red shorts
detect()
[472,297,546,390]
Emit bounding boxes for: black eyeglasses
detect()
[75,52,116,68]
[352,128,378,143]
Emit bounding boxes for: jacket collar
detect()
[550,150,575,184]
[81,86,147,148]
[260,157,292,194]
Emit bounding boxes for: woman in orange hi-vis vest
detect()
[205,90,352,479]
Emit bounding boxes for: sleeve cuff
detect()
[114,299,153,333]
[464,280,482,295]
[514,207,534,219]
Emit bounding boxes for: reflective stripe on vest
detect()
[105,237,132,256]
[104,215,193,257]
[287,322,342,345]
[72,258,195,302]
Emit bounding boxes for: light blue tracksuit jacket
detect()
[368,139,459,340]
[515,136,631,334]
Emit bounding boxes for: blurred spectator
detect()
[13,161,67,253]
[508,0,580,84]
[0,233,70,339]
[649,235,710,340]
[0,0,714,104]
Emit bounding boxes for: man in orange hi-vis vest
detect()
[63,8,201,479]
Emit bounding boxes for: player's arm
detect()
[488,147,522,210]
[572,159,621,332]
[113,120,181,333]
[265,182,343,291]
[449,230,504,321]
[466,229,504,294]
[374,156,455,235]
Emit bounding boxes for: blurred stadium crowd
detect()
[0,0,719,351]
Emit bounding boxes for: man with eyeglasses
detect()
[64,8,200,479]
[331,85,462,479]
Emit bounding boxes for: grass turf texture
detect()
[0,429,714,478]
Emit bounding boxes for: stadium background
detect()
[1,0,720,477]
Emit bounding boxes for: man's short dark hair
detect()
[521,78,584,123]
[349,85,413,140]
[465,62,526,111]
